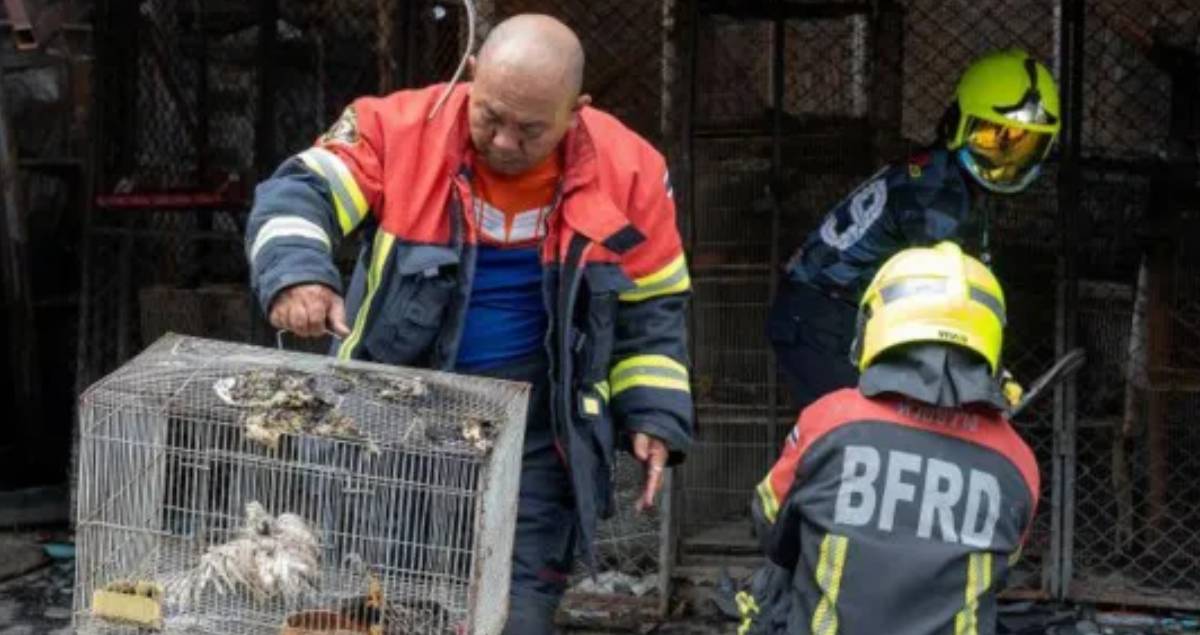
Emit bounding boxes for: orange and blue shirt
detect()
[456,152,562,371]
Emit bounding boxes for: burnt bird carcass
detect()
[72,335,529,634]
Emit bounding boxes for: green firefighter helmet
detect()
[948,49,1062,194]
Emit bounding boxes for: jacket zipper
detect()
[556,234,592,476]
[439,170,475,370]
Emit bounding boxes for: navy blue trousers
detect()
[766,279,861,414]
[472,354,574,635]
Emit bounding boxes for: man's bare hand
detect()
[632,432,670,512]
[268,284,351,338]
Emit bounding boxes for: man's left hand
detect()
[632,432,670,512]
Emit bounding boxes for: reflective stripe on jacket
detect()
[752,388,1039,635]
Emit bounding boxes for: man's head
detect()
[467,14,590,175]
[945,49,1061,194]
[851,242,1007,375]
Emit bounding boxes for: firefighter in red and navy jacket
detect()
[244,15,691,633]
[743,242,1039,635]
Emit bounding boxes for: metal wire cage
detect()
[72,334,530,635]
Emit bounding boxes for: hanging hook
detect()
[428,0,478,120]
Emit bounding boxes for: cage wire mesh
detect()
[271,0,471,156]
[1062,0,1200,610]
[85,0,476,389]
[682,5,886,561]
[74,335,529,634]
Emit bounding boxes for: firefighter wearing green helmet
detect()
[766,48,1062,416]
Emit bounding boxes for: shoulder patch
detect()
[319,106,360,146]
[907,151,931,180]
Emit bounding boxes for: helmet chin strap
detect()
[980,199,992,267]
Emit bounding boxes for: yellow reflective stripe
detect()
[736,591,760,635]
[298,147,369,235]
[337,230,395,360]
[810,534,848,635]
[609,354,690,396]
[954,552,993,635]
[595,381,611,402]
[619,253,691,302]
[612,375,690,394]
[755,477,780,523]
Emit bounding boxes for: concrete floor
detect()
[0,559,73,634]
[0,537,733,634]
[6,530,1167,635]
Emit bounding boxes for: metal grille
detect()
[1060,0,1200,609]
[679,0,1200,613]
[85,0,474,391]
[76,210,250,393]
[680,0,1066,601]
[74,335,529,634]
[270,0,471,160]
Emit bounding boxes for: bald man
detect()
[245,14,693,633]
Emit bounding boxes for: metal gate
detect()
[676,0,1200,609]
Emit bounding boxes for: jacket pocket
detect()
[579,292,617,384]
[366,245,459,365]
[578,266,628,384]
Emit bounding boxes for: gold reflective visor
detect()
[955,116,1051,189]
[962,117,1053,187]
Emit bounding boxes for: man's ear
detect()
[569,94,592,128]
[467,55,478,80]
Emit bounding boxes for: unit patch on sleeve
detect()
[319,106,360,146]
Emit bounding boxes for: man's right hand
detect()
[268,284,351,338]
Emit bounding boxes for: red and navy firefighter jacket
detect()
[752,388,1040,635]
[245,83,693,562]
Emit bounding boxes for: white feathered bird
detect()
[165,502,320,609]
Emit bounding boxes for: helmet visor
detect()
[961,116,1054,190]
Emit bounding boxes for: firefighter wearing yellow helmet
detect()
[948,49,1062,193]
[740,242,1039,635]
[853,241,1007,374]
[767,49,1060,414]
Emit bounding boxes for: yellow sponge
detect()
[91,580,164,631]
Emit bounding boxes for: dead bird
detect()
[361,371,429,402]
[220,368,378,453]
[422,417,497,453]
[312,413,382,454]
[461,418,496,453]
[228,369,315,405]
[164,501,320,609]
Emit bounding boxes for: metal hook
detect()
[428,0,478,120]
